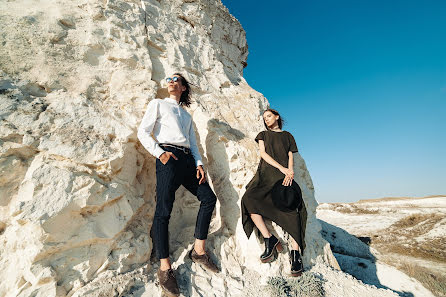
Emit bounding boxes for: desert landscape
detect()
[318,195,446,297]
[0,0,443,296]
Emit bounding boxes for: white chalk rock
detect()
[0,0,405,296]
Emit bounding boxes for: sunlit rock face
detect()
[0,0,338,296]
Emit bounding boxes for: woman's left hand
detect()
[282,174,293,186]
[282,168,294,186]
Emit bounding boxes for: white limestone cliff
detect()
[0,1,403,296]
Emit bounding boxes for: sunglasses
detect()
[166,76,181,83]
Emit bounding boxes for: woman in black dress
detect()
[241,109,307,277]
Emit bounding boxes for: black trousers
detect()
[153,146,217,259]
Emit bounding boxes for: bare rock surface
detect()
[0,0,415,296]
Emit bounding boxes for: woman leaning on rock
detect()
[241,108,307,276]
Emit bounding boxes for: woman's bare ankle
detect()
[263,232,272,238]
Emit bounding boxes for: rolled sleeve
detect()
[137,100,165,158]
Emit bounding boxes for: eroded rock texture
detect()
[0,1,338,296]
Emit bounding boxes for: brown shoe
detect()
[157,268,180,297]
[188,248,220,273]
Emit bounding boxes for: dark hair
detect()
[173,72,192,107]
[263,108,283,130]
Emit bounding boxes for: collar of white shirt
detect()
[164,97,180,105]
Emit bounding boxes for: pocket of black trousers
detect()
[163,155,177,166]
[163,156,171,165]
[156,157,173,172]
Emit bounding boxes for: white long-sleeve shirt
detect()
[137,97,204,167]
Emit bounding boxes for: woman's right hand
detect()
[282,175,293,186]
[279,166,294,186]
[159,152,178,164]
[279,166,294,178]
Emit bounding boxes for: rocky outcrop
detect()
[1,1,341,296]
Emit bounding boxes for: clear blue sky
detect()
[221,0,446,203]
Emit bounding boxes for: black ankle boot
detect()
[290,250,303,276]
[260,234,283,263]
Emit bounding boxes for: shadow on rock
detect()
[319,219,415,297]
[205,118,244,234]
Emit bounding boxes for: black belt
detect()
[159,143,191,154]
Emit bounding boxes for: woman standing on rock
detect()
[241,108,307,277]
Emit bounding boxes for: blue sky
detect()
[221,0,446,203]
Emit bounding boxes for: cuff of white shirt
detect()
[195,159,204,167]
[154,146,166,159]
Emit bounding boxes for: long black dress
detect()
[241,130,307,252]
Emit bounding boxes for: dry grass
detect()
[377,239,445,263]
[391,262,446,297]
[368,212,446,296]
[392,213,433,228]
[357,195,445,203]
[372,213,446,262]
[331,204,379,214]
[266,273,325,297]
